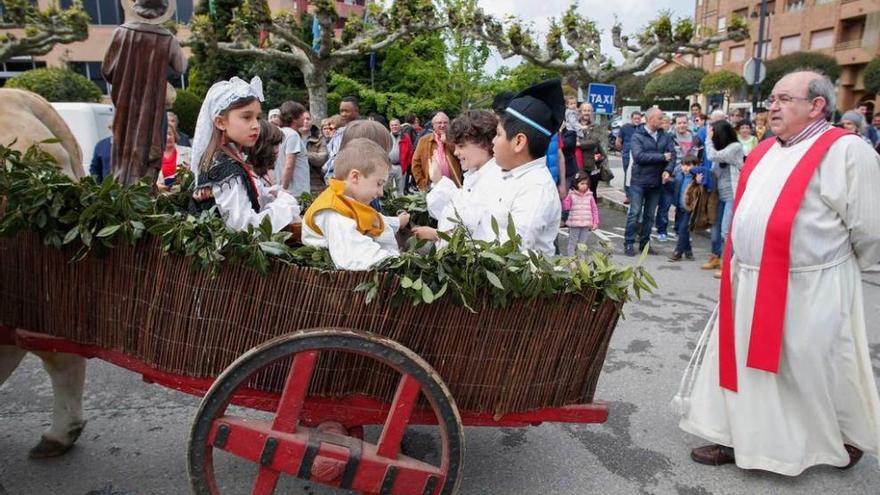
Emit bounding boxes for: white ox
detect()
[0,88,88,458]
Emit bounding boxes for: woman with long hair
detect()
[705,119,745,278]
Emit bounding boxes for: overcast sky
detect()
[476,0,696,73]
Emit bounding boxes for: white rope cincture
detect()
[670,305,717,416]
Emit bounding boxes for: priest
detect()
[678,70,880,475]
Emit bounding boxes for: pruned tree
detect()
[643,67,707,100]
[186,0,442,121]
[450,4,748,85]
[0,0,89,64]
[700,70,745,102]
[759,51,841,98]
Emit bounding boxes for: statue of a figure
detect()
[101,0,187,186]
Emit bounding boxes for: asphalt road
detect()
[2,207,880,495]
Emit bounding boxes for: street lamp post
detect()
[751,0,769,113]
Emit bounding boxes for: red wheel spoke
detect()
[251,468,281,495]
[273,350,318,433]
[376,374,421,459]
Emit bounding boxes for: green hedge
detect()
[171,88,202,136]
[864,58,880,97]
[759,52,841,98]
[6,67,102,103]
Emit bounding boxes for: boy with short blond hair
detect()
[302,138,409,270]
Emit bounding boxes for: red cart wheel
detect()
[187,328,464,495]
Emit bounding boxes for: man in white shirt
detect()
[274,100,311,197]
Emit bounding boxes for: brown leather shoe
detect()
[691,444,735,466]
[838,444,863,470]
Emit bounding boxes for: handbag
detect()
[598,160,614,182]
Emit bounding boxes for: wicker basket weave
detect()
[0,233,623,416]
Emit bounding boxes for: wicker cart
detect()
[0,232,623,495]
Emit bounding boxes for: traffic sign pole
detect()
[751,0,769,114]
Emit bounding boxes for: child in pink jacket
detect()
[562,172,600,257]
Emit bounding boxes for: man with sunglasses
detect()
[679,70,880,476]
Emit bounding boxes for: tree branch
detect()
[215,41,313,74]
[266,21,315,60]
[332,20,439,58]
[455,6,747,83]
[0,0,89,64]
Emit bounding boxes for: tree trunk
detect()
[305,69,329,123]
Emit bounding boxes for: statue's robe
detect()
[102,22,186,186]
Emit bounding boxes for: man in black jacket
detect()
[624,107,676,256]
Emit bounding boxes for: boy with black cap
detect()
[481,79,565,254]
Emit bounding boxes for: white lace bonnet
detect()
[190,76,265,177]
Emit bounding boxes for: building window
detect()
[732,8,748,20]
[335,16,347,29]
[780,34,801,54]
[754,41,773,59]
[0,58,46,87]
[729,45,746,63]
[69,61,108,94]
[60,0,119,25]
[809,29,834,50]
[715,51,723,66]
[174,0,193,24]
[784,0,805,12]
[717,16,727,32]
[59,0,192,25]
[168,69,189,90]
[755,1,777,15]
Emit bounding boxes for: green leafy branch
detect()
[1,143,653,310]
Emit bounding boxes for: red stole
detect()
[718,127,849,391]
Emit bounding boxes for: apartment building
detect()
[692,0,879,110]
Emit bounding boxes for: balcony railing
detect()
[835,39,862,50]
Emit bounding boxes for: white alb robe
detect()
[679,133,880,475]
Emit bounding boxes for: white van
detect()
[50,102,114,172]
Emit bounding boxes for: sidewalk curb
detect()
[597,187,628,213]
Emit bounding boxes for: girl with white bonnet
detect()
[189,76,300,232]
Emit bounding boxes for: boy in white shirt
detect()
[301,138,409,270]
[456,80,565,255]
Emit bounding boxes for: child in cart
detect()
[302,138,409,270]
[562,172,599,257]
[187,76,300,233]
[412,109,501,246]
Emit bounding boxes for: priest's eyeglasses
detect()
[763,95,814,107]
